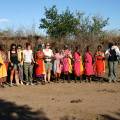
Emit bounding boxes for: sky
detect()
[0,0,120,35]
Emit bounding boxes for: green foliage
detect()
[91,16,109,35]
[39,5,80,40]
[40,5,109,42]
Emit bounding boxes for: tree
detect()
[90,15,109,39]
[76,13,109,41]
[39,5,80,41]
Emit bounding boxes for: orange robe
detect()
[35,51,45,77]
[94,51,105,77]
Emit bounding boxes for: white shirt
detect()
[43,49,53,62]
[105,45,120,56]
[23,49,33,63]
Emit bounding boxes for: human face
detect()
[12,45,16,50]
[98,46,101,51]
[46,44,50,49]
[17,47,22,51]
[27,45,31,50]
[37,38,42,43]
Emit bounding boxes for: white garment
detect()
[43,49,53,62]
[105,45,120,56]
[23,50,33,63]
[112,45,120,56]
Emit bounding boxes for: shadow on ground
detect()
[98,110,120,120]
[0,99,50,120]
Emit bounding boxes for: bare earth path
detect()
[0,82,120,120]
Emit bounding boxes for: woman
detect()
[53,48,63,82]
[17,45,24,85]
[73,46,83,83]
[84,46,94,82]
[43,43,53,83]
[8,44,20,86]
[94,45,105,81]
[62,45,72,83]
[35,44,45,84]
[0,44,7,87]
[23,43,34,85]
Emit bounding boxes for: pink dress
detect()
[62,49,72,73]
[53,53,63,74]
[73,52,83,76]
[84,52,94,76]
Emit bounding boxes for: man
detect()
[105,42,120,83]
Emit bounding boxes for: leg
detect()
[23,63,29,84]
[54,73,57,83]
[15,69,20,85]
[113,61,118,82]
[57,73,60,83]
[48,62,52,83]
[67,73,70,83]
[80,76,82,83]
[10,69,14,86]
[88,76,91,83]
[47,69,51,83]
[108,61,114,82]
[75,76,77,83]
[85,76,88,82]
[19,65,24,84]
[28,63,33,84]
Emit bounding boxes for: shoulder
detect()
[49,49,53,52]
[23,49,26,52]
[43,49,45,52]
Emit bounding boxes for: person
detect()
[0,44,7,87]
[23,43,34,85]
[105,42,120,83]
[112,42,120,62]
[62,45,72,83]
[73,46,84,83]
[35,44,45,84]
[17,45,24,85]
[94,45,105,81]
[43,43,53,83]
[34,36,44,54]
[53,48,63,82]
[84,46,94,83]
[8,44,20,86]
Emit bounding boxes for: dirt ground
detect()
[0,81,120,120]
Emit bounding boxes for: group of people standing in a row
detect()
[0,37,120,87]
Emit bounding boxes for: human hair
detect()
[64,45,68,50]
[26,42,31,48]
[108,42,113,49]
[37,44,42,51]
[97,45,102,49]
[17,44,22,49]
[86,45,90,52]
[10,43,17,51]
[75,46,81,55]
[55,48,59,53]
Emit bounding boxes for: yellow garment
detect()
[68,58,72,73]
[0,53,7,78]
[17,50,23,64]
[80,60,84,74]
